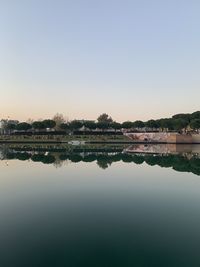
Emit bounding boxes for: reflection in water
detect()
[0,144,200,175]
[1,144,200,266]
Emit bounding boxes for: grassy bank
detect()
[0,134,131,144]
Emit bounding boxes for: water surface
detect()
[0,144,200,267]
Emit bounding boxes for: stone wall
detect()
[124,132,172,142]
[125,132,200,144]
[173,135,193,144]
[192,134,200,144]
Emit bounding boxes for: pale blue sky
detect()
[0,0,200,122]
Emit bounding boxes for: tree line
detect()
[2,111,200,133]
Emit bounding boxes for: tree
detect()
[83,121,97,130]
[16,122,32,131]
[69,120,83,131]
[159,119,174,131]
[60,123,70,131]
[42,120,56,129]
[172,118,188,132]
[145,120,159,129]
[52,113,66,130]
[6,123,17,131]
[190,119,200,131]
[172,113,190,123]
[110,122,121,131]
[97,113,113,123]
[190,111,200,120]
[32,121,45,130]
[96,121,110,131]
[122,121,133,129]
[132,120,145,129]
[4,123,17,135]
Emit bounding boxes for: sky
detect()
[0,0,200,122]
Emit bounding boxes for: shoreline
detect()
[0,132,200,144]
[0,140,200,145]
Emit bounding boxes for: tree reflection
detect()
[31,154,56,164]
[0,145,200,175]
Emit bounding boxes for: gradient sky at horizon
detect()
[1,0,200,122]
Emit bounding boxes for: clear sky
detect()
[0,0,200,122]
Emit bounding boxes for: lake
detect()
[0,144,200,267]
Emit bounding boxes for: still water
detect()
[0,144,200,267]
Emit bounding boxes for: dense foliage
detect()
[1,111,200,133]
